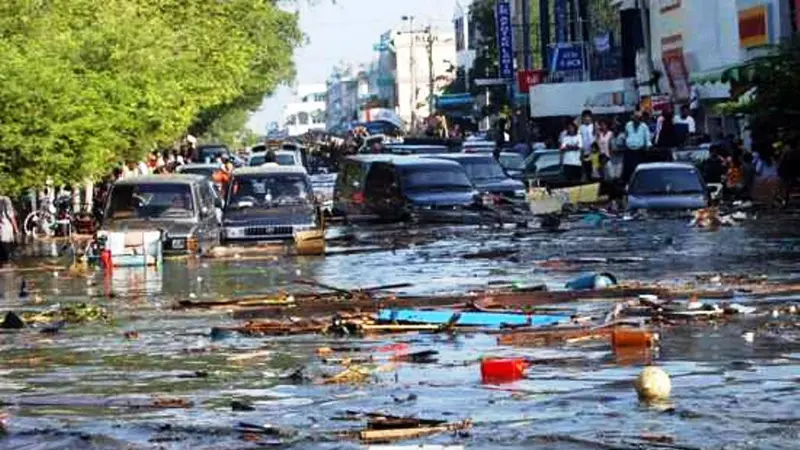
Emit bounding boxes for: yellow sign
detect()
[739,5,769,48]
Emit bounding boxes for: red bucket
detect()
[481,358,527,383]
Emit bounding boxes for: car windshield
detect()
[630,168,705,195]
[499,154,525,170]
[227,174,311,209]
[401,167,473,192]
[107,183,194,220]
[199,146,227,159]
[460,159,507,181]
[531,153,562,171]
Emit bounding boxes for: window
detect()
[455,17,465,52]
[401,167,472,191]
[228,175,312,209]
[297,112,309,125]
[285,114,297,126]
[107,184,195,220]
[311,109,325,124]
[630,168,704,195]
[314,93,326,102]
[460,159,507,181]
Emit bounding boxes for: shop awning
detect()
[690,56,776,85]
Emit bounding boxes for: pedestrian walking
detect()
[0,196,18,265]
[578,110,595,179]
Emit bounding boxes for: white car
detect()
[248,150,301,167]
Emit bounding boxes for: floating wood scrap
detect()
[377,309,569,329]
[358,413,472,444]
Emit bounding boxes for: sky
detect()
[246,0,457,133]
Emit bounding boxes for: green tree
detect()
[0,0,301,195]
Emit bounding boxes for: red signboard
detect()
[739,5,769,48]
[517,69,547,93]
[795,0,800,30]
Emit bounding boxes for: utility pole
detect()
[522,0,532,70]
[402,15,417,131]
[426,26,436,119]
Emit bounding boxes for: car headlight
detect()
[171,238,186,249]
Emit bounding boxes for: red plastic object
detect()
[481,358,527,383]
[100,249,113,270]
[376,343,410,355]
[611,328,654,349]
[352,191,365,205]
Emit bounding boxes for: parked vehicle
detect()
[222,166,318,242]
[498,152,526,178]
[248,150,302,167]
[197,144,230,163]
[386,144,451,155]
[422,154,526,204]
[626,162,708,211]
[511,149,583,188]
[101,175,222,254]
[362,158,479,222]
[332,155,396,220]
[176,163,221,179]
[461,138,496,154]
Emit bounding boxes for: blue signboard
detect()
[554,0,568,43]
[550,43,584,72]
[494,0,514,80]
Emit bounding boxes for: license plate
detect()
[172,239,185,249]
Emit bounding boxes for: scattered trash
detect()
[21,303,110,325]
[611,328,658,349]
[231,400,256,412]
[481,358,527,384]
[742,331,755,343]
[377,309,568,329]
[149,396,193,408]
[565,272,618,290]
[1,312,26,329]
[634,366,671,402]
[123,330,140,339]
[323,365,374,384]
[358,414,472,444]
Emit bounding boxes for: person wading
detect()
[0,196,18,265]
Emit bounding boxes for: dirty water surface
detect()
[1,212,800,449]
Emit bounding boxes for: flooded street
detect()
[2,213,800,449]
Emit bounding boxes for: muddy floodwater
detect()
[2,212,800,449]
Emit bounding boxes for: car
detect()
[461,139,496,154]
[222,165,318,242]
[101,175,222,254]
[197,144,230,163]
[422,154,526,203]
[498,152,526,178]
[626,162,709,211]
[332,155,397,220]
[361,157,479,222]
[511,149,584,188]
[176,163,221,179]
[386,144,452,155]
[248,150,302,167]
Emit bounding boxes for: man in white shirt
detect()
[674,104,696,134]
[578,109,595,156]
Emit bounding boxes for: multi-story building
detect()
[397,27,456,128]
[628,0,795,137]
[325,65,360,132]
[281,84,327,137]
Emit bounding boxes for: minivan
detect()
[222,166,318,242]
[626,162,708,211]
[362,158,479,222]
[422,154,526,202]
[332,155,396,220]
[101,175,222,254]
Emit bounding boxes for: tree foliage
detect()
[722,37,800,150]
[0,0,302,195]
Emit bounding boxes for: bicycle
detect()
[23,195,74,239]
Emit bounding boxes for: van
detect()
[222,165,318,242]
[332,155,396,220]
[363,158,479,222]
[101,175,222,254]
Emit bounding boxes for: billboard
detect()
[495,0,514,80]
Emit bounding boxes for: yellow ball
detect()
[634,366,671,402]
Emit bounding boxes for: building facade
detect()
[391,26,457,128]
[282,84,327,137]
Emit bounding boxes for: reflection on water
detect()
[0,214,799,448]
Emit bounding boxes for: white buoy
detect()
[634,366,671,402]
[742,332,754,343]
